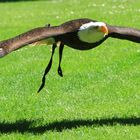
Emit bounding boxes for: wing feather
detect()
[0,26,65,57]
[107,24,140,43]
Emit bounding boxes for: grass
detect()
[0,0,140,139]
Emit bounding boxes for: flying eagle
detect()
[0,18,140,92]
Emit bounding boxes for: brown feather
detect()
[0,18,140,58]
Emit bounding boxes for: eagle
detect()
[0,18,140,92]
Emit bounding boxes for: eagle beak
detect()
[100,25,108,36]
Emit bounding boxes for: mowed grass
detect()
[0,0,140,139]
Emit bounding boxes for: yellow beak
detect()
[100,25,108,35]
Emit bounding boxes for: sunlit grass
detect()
[0,0,140,139]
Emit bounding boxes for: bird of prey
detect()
[0,18,140,92]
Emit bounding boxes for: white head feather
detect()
[78,22,108,43]
[79,22,106,30]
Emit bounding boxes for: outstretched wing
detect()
[107,24,140,43]
[0,26,67,57]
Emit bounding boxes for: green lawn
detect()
[0,0,140,139]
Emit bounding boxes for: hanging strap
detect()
[58,43,64,77]
[37,44,56,93]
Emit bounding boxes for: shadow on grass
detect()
[0,117,139,134]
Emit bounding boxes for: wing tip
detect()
[0,48,6,58]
